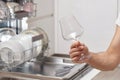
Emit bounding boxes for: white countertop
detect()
[80,66,120,80]
[80,69,101,80]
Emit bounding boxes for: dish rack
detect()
[0,34,46,70]
[0,27,92,80]
[0,26,49,69]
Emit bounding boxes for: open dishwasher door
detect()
[0,56,92,80]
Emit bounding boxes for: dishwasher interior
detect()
[0,26,92,80]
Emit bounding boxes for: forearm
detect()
[86,51,119,71]
[87,26,120,71]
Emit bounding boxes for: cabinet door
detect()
[34,0,54,17]
[55,0,118,53]
[28,0,54,54]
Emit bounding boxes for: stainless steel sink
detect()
[0,54,92,80]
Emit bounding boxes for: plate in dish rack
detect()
[0,28,16,42]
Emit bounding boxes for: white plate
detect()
[0,28,16,42]
[0,40,24,65]
[21,27,49,57]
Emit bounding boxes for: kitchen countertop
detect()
[80,66,120,80]
[92,67,120,80]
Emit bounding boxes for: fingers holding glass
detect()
[70,52,86,63]
[69,43,89,63]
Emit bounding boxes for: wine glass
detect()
[59,15,84,41]
[59,15,84,61]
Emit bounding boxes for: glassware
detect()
[0,0,10,21]
[14,0,37,17]
[59,15,84,41]
[6,0,19,19]
[22,0,37,17]
[59,15,84,61]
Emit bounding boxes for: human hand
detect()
[69,41,91,63]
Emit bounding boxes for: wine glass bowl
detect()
[59,15,84,41]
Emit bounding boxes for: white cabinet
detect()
[27,0,55,55]
[55,0,118,53]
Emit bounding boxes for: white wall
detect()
[55,0,118,53]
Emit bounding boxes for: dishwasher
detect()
[0,27,92,80]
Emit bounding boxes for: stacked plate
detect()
[0,28,16,42]
[0,40,24,66]
[0,27,48,68]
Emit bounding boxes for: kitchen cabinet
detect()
[54,0,118,53]
[27,0,55,55]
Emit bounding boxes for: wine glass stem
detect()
[72,37,78,41]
